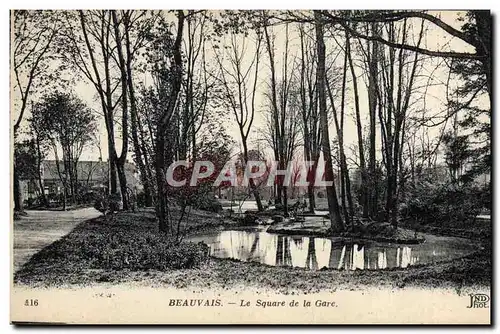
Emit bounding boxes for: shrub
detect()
[109,192,123,212]
[242,213,258,225]
[402,181,487,225]
[29,229,209,271]
[136,191,149,208]
[193,196,223,213]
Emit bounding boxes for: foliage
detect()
[31,91,97,205]
[12,10,64,134]
[17,214,209,273]
[442,131,472,184]
[446,11,491,185]
[167,149,231,212]
[32,92,96,152]
[94,192,123,214]
[401,180,489,225]
[14,140,39,181]
[68,231,208,270]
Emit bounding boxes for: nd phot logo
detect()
[467,294,490,308]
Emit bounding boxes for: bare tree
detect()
[298,24,321,213]
[121,10,158,207]
[322,11,491,103]
[12,10,60,212]
[61,11,117,200]
[315,11,344,232]
[213,29,264,212]
[178,11,211,160]
[376,19,425,226]
[149,11,185,233]
[326,31,354,225]
[356,22,381,219]
[262,18,301,216]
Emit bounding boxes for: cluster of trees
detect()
[14,92,98,210]
[12,10,491,234]
[31,93,97,209]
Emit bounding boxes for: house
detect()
[21,159,142,200]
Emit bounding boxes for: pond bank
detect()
[266,220,426,244]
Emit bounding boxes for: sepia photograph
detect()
[9,8,492,325]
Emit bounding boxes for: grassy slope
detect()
[14,208,491,293]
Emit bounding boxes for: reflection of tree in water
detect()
[351,244,365,270]
[338,245,347,269]
[248,233,260,261]
[377,249,388,269]
[305,237,318,270]
[275,236,283,265]
[328,245,344,269]
[283,238,292,266]
[292,236,303,247]
[396,247,418,268]
[212,231,420,270]
[275,236,293,266]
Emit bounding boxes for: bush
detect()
[109,193,123,212]
[136,192,149,208]
[272,215,284,223]
[30,229,209,271]
[96,232,208,270]
[243,213,258,225]
[194,196,223,213]
[401,181,487,225]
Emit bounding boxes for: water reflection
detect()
[197,230,473,271]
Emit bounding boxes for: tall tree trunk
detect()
[123,11,153,207]
[155,134,169,233]
[346,31,367,218]
[308,155,319,212]
[35,139,48,207]
[116,164,129,211]
[367,23,379,219]
[315,10,344,232]
[112,10,130,211]
[108,146,117,195]
[69,155,77,205]
[299,51,316,213]
[472,11,492,102]
[155,10,185,233]
[280,23,290,217]
[326,41,354,226]
[263,22,283,208]
[36,171,47,207]
[13,164,24,213]
[242,141,264,212]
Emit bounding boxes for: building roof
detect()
[40,160,141,188]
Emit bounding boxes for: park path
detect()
[13,207,102,273]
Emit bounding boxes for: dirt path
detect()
[13,208,102,272]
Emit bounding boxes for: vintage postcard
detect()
[10,9,491,324]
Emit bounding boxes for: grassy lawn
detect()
[14,208,491,293]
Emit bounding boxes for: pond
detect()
[219,200,263,214]
[189,229,479,271]
[218,200,324,214]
